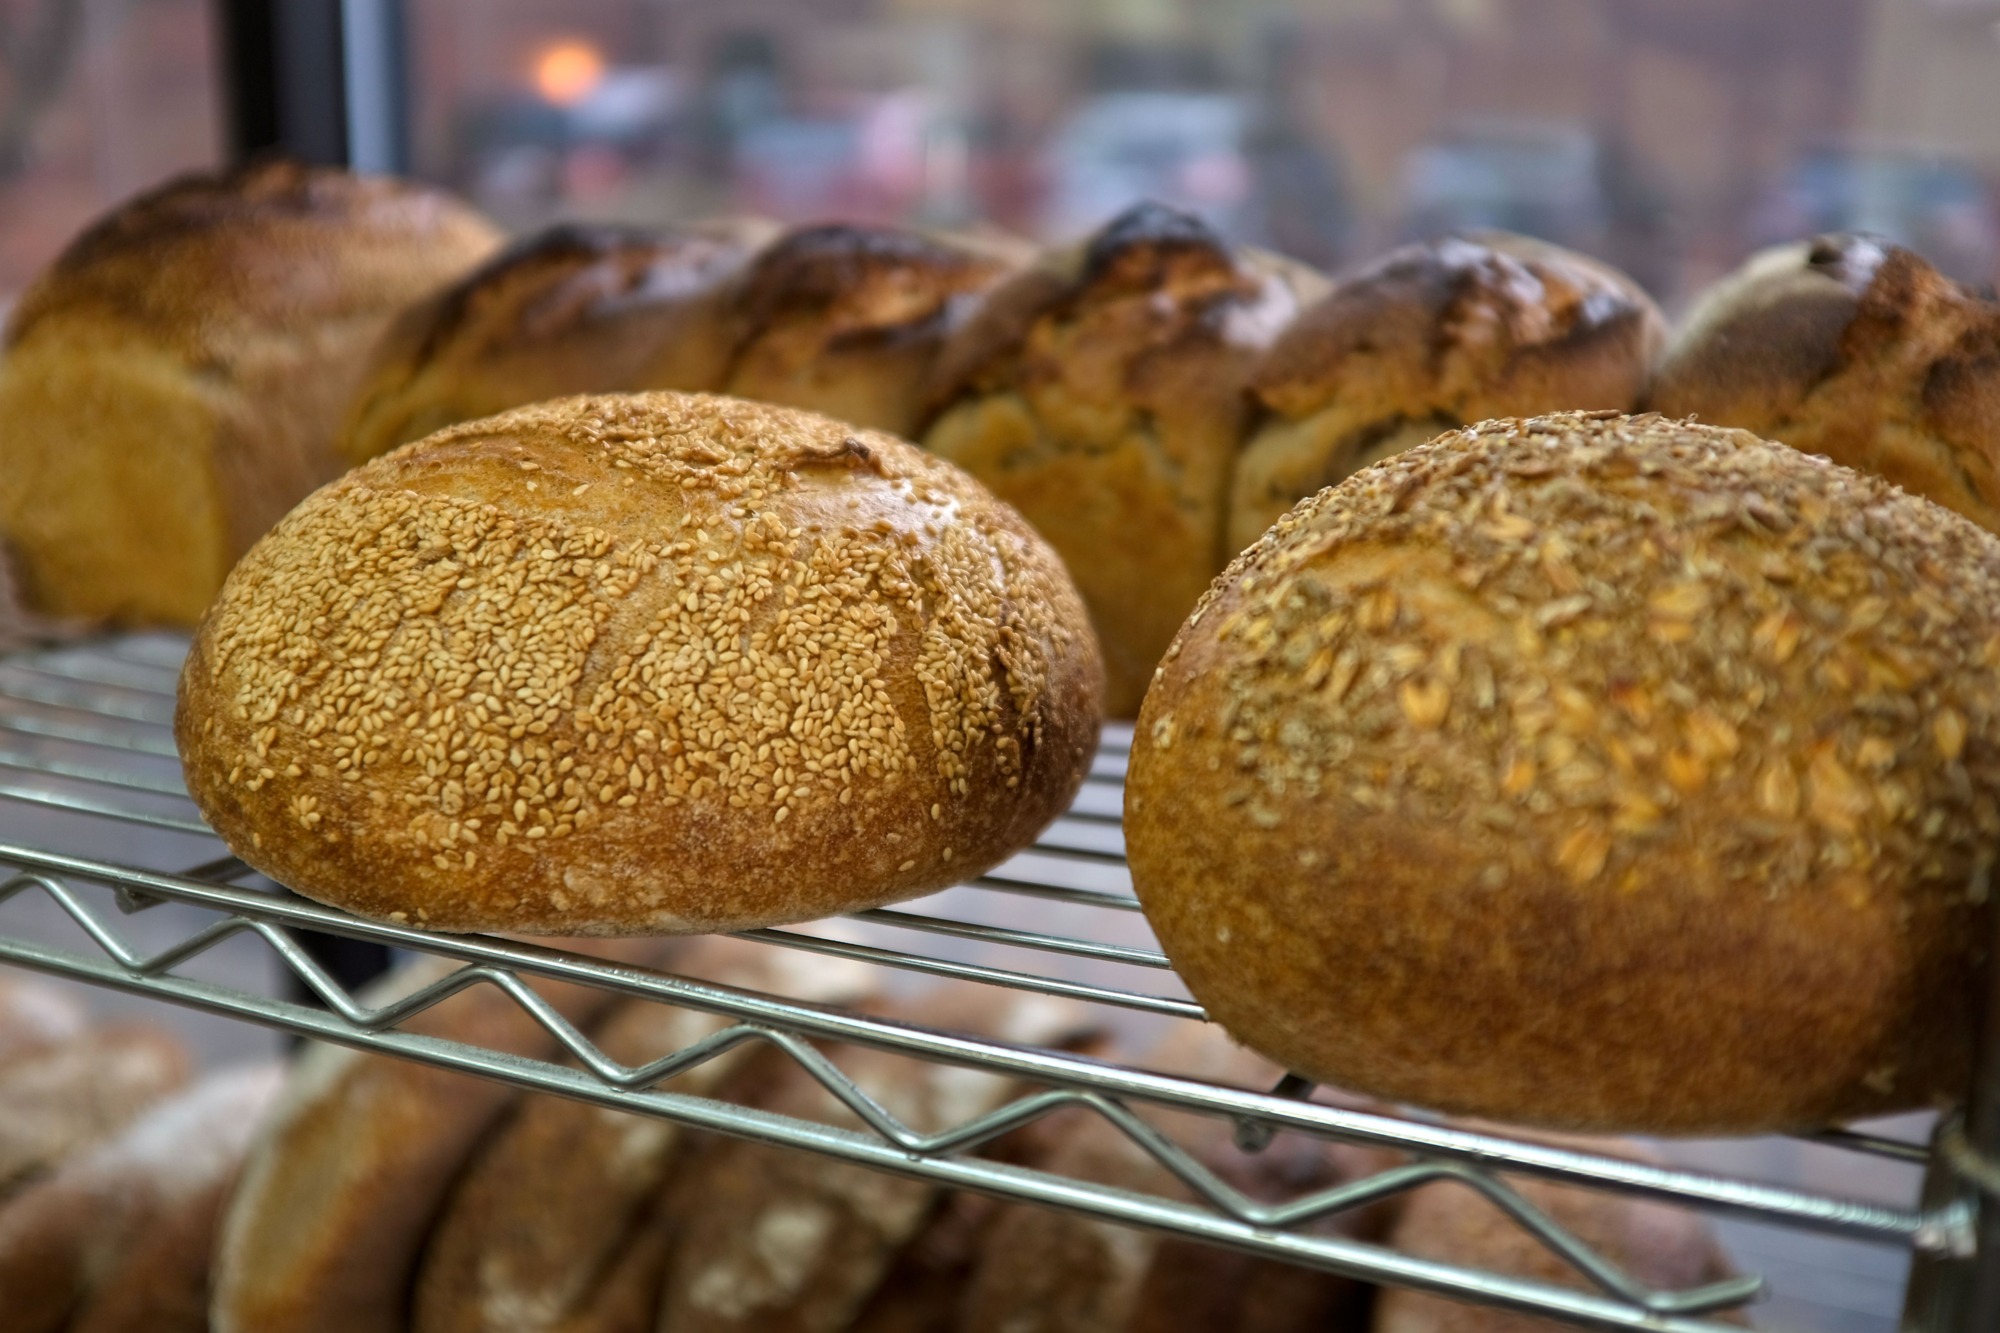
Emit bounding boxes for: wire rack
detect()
[0,634,1995,1333]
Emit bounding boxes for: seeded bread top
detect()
[1169,411,2000,903]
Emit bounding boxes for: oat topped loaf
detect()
[336,219,777,467]
[1230,231,1664,553]
[0,158,502,625]
[176,392,1102,935]
[1647,233,2000,533]
[925,201,1322,716]
[1130,411,2000,1133]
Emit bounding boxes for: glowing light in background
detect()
[533,40,606,107]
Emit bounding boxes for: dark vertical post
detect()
[1901,882,2000,1332]
[210,0,411,1000]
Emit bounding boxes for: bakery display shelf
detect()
[1,635,1996,1333]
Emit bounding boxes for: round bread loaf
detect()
[0,159,501,625]
[177,391,1102,935]
[1647,233,2000,533]
[1130,411,2000,1134]
[337,219,776,467]
[1230,232,1663,554]
[716,222,1025,439]
[925,202,1321,716]
[1374,1137,1739,1333]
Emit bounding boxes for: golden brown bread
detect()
[1130,411,2000,1133]
[925,202,1323,715]
[716,223,1023,439]
[0,1063,282,1333]
[338,220,777,467]
[1230,232,1664,553]
[0,974,88,1071]
[177,392,1102,936]
[959,1026,1393,1333]
[0,1022,189,1196]
[650,988,1095,1333]
[212,947,665,1333]
[1647,234,2000,533]
[1372,1138,1739,1333]
[0,158,501,624]
[413,939,875,1333]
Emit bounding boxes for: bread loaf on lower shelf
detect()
[413,938,876,1333]
[1372,1138,1742,1333]
[0,1063,282,1333]
[0,1021,189,1196]
[650,989,1096,1333]
[212,943,671,1333]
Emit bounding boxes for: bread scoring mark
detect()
[1202,412,2000,904]
[199,393,1074,866]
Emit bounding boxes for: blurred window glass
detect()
[0,0,218,304]
[404,0,2000,306]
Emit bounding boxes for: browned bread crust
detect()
[338,220,777,467]
[650,988,1093,1333]
[1373,1137,1739,1333]
[0,158,501,624]
[211,947,665,1333]
[1130,411,2000,1134]
[1231,232,1663,553]
[1648,234,2000,533]
[176,392,1102,936]
[412,939,874,1333]
[924,202,1322,715]
[959,1026,1392,1333]
[717,223,1022,439]
[0,1064,282,1333]
[0,1023,189,1196]
[0,975,88,1071]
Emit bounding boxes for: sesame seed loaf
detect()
[716,223,1026,440]
[924,202,1324,716]
[1229,232,1664,555]
[1129,412,2000,1134]
[176,392,1102,936]
[0,159,502,625]
[337,219,778,469]
[1647,234,2000,534]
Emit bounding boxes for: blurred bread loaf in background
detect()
[925,202,1322,715]
[0,159,501,625]
[1647,233,2000,532]
[1230,231,1663,553]
[338,219,777,467]
[718,222,1027,439]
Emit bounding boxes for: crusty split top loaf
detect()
[1648,233,2000,533]
[1231,231,1665,552]
[0,159,501,624]
[1131,412,2000,1133]
[717,223,1026,439]
[177,392,1102,936]
[338,220,777,467]
[925,202,1321,715]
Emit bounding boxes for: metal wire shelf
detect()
[0,635,1993,1332]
